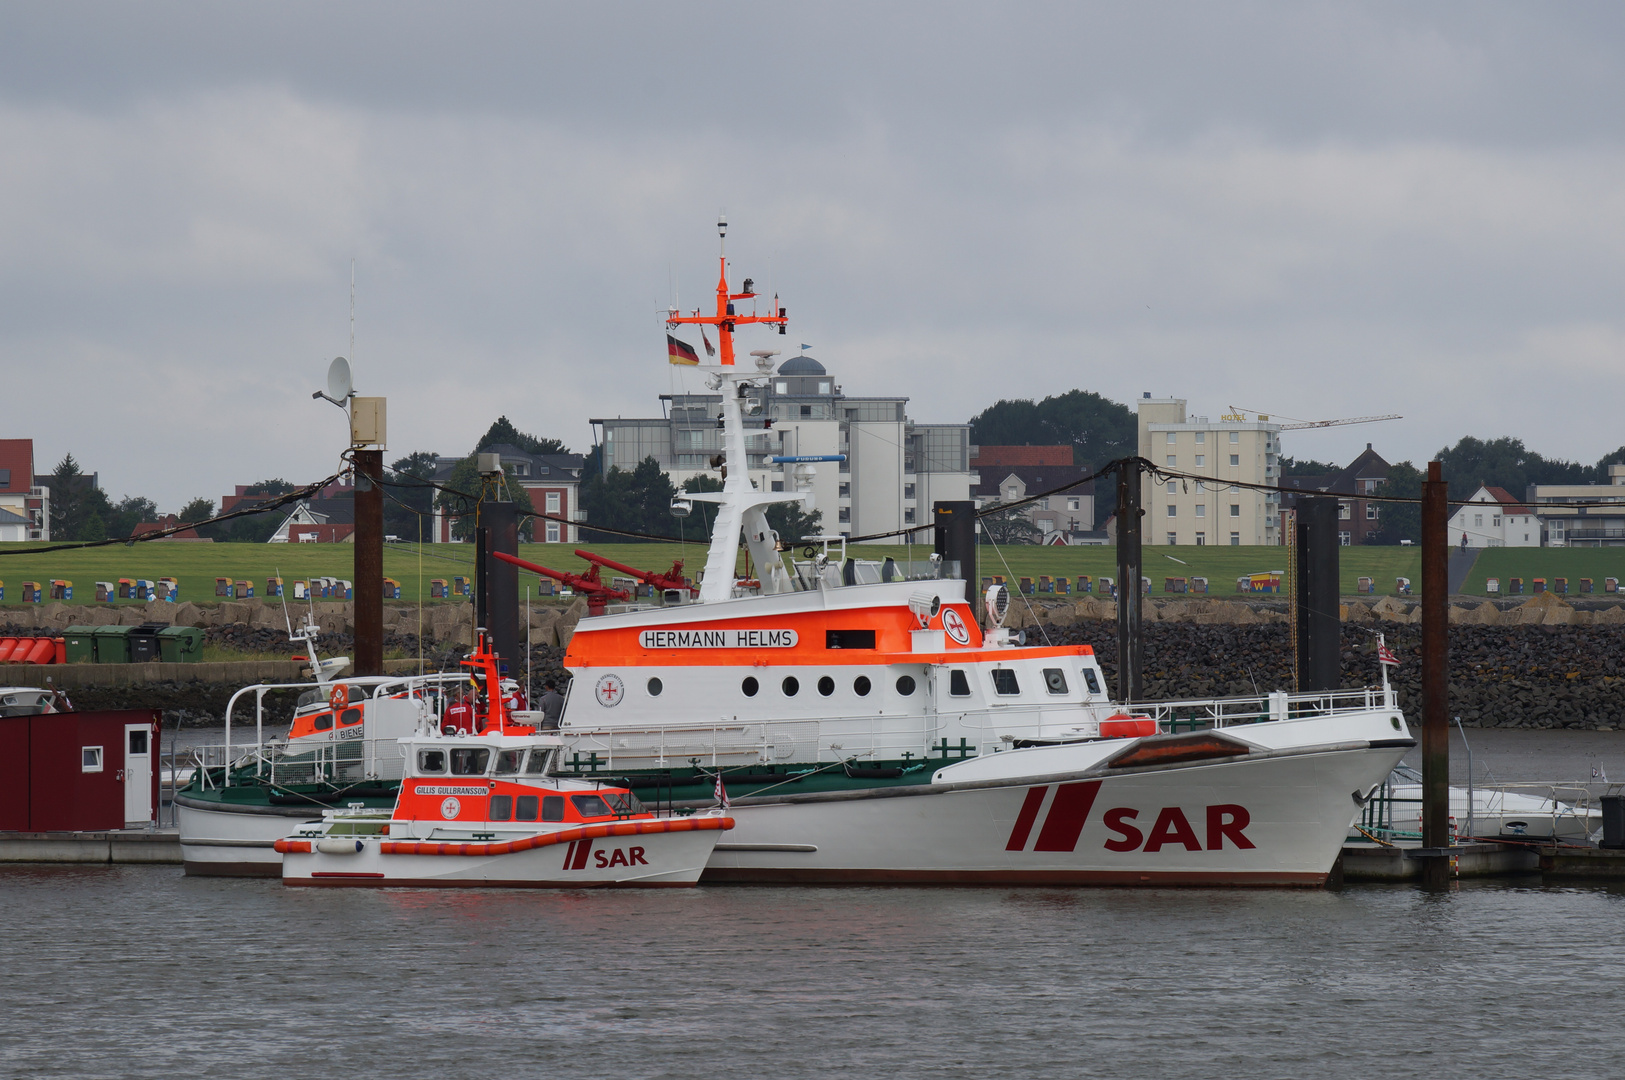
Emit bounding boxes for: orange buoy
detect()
[329,683,349,709]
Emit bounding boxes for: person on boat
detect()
[538,680,564,730]
[443,691,474,735]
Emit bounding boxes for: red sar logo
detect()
[942,607,971,645]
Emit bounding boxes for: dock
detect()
[0,829,181,865]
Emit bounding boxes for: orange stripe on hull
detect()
[378,815,734,857]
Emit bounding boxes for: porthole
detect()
[817,676,835,696]
[742,677,759,697]
[896,675,917,696]
[647,677,663,697]
[782,676,800,696]
[854,675,872,696]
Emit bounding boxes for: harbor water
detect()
[10,726,1625,1077]
[4,870,1625,1077]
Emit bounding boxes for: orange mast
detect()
[666,215,786,365]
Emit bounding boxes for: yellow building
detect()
[1137,397,1282,546]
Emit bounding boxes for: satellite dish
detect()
[327,356,354,402]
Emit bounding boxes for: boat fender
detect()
[330,683,349,709]
[316,838,365,855]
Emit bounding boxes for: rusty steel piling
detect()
[1420,459,1451,889]
[1115,459,1143,703]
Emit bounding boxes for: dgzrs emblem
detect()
[594,674,625,707]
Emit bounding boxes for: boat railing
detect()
[1358,777,1603,842]
[180,738,410,790]
[1122,686,1399,732]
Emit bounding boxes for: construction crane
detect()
[1226,406,1401,431]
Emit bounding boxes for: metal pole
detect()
[1421,459,1451,887]
[353,448,384,676]
[482,502,520,668]
[1115,459,1143,704]
[1456,715,1473,839]
[932,501,980,623]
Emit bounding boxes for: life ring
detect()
[329,683,349,709]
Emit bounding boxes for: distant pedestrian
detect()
[538,680,565,730]
[1460,532,1469,552]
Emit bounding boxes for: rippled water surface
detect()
[4,868,1625,1079]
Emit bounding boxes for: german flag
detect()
[667,334,700,365]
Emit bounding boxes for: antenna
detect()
[277,566,293,637]
[718,211,727,257]
[348,260,356,369]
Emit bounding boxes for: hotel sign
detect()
[639,628,799,649]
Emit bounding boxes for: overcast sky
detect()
[5,2,1625,510]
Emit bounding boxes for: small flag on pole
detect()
[701,327,715,357]
[713,771,729,809]
[667,334,700,365]
[1377,638,1398,666]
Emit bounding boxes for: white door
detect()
[124,724,153,826]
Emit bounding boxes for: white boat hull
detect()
[174,796,321,877]
[280,817,730,888]
[705,741,1408,885]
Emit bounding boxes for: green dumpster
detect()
[157,625,204,663]
[91,625,132,664]
[63,626,97,664]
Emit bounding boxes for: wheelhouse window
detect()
[826,630,876,649]
[494,749,525,775]
[571,794,613,818]
[604,792,644,816]
[991,669,1021,696]
[450,748,490,775]
[542,795,564,822]
[1081,668,1102,694]
[524,750,551,775]
[489,794,513,821]
[418,749,446,773]
[1042,668,1068,694]
[949,670,971,696]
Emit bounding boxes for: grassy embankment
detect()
[2,539,1621,607]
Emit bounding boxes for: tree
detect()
[386,450,441,539]
[476,416,568,457]
[47,454,83,539]
[106,496,159,541]
[178,497,216,531]
[766,499,823,544]
[1279,456,1341,477]
[968,390,1136,469]
[1363,461,1423,544]
[578,456,677,542]
[433,456,535,541]
[978,502,1043,545]
[243,478,295,497]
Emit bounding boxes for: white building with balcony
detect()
[592,354,975,543]
[1528,465,1625,547]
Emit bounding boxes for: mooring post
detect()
[352,448,384,676]
[1421,459,1451,888]
[1115,459,1143,704]
[483,501,520,669]
[474,523,489,631]
[933,500,980,624]
[1295,496,1340,691]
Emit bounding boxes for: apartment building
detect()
[1138,397,1281,546]
[592,354,974,543]
[1528,465,1625,547]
